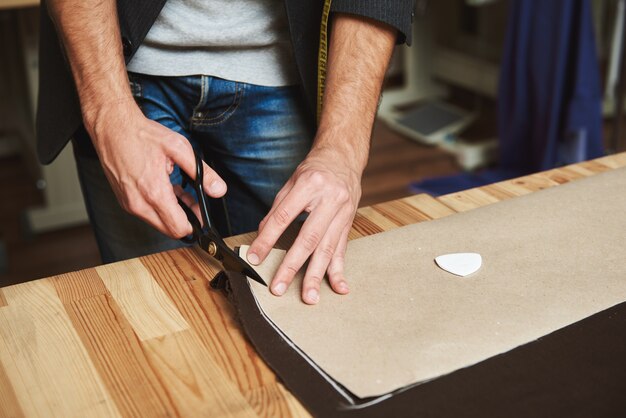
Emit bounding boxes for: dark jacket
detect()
[36,0,414,164]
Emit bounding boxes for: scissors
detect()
[177,151,267,287]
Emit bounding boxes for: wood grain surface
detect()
[1,153,625,417]
[0,0,38,10]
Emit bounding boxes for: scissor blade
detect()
[239,264,267,287]
[219,245,267,286]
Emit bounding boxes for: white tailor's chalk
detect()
[435,253,482,277]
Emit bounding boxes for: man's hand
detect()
[85,99,226,238]
[48,0,226,238]
[248,144,361,304]
[247,14,396,304]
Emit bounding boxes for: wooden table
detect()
[0,0,38,11]
[1,153,625,417]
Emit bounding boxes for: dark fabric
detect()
[36,0,414,164]
[36,0,84,164]
[36,0,167,164]
[410,0,604,196]
[225,270,626,418]
[331,0,413,45]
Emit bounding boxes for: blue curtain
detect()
[411,0,604,196]
[498,0,604,171]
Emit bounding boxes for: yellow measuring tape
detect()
[316,0,332,124]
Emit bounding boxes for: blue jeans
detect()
[73,74,314,263]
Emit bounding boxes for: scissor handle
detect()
[190,151,212,230]
[177,197,200,244]
[177,150,216,245]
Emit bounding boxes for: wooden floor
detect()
[0,120,459,287]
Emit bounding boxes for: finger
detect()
[120,168,191,238]
[269,202,338,296]
[301,213,351,304]
[128,196,186,238]
[247,184,310,265]
[326,224,351,295]
[258,179,295,233]
[143,177,193,238]
[173,184,193,205]
[164,134,226,198]
[173,185,201,223]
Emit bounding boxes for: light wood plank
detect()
[596,153,626,168]
[0,360,24,418]
[577,159,612,174]
[140,251,276,392]
[371,199,431,227]
[517,172,563,190]
[171,246,223,283]
[190,276,279,388]
[351,207,395,239]
[141,329,255,417]
[244,384,310,418]
[53,271,174,416]
[536,166,586,184]
[0,280,121,418]
[481,172,560,200]
[51,269,108,301]
[496,173,560,195]
[479,183,518,201]
[0,290,7,307]
[60,291,177,417]
[0,0,39,11]
[437,187,500,212]
[400,193,457,219]
[565,162,602,177]
[96,259,189,341]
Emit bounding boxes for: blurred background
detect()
[1,0,625,287]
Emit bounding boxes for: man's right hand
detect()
[84,99,227,238]
[47,0,226,239]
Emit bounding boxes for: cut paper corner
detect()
[239,245,287,287]
[238,245,250,264]
[435,253,482,277]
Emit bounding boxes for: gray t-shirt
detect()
[127,0,299,86]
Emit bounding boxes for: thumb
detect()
[200,161,227,198]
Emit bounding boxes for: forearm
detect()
[316,13,397,173]
[47,0,132,129]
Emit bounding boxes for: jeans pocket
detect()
[192,80,245,126]
[128,72,143,98]
[127,72,143,110]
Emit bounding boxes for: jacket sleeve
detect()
[330,0,414,45]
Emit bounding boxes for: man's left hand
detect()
[247,143,361,304]
[247,13,396,304]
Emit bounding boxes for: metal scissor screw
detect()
[208,241,218,257]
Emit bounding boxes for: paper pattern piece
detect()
[435,253,482,277]
[243,168,626,399]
